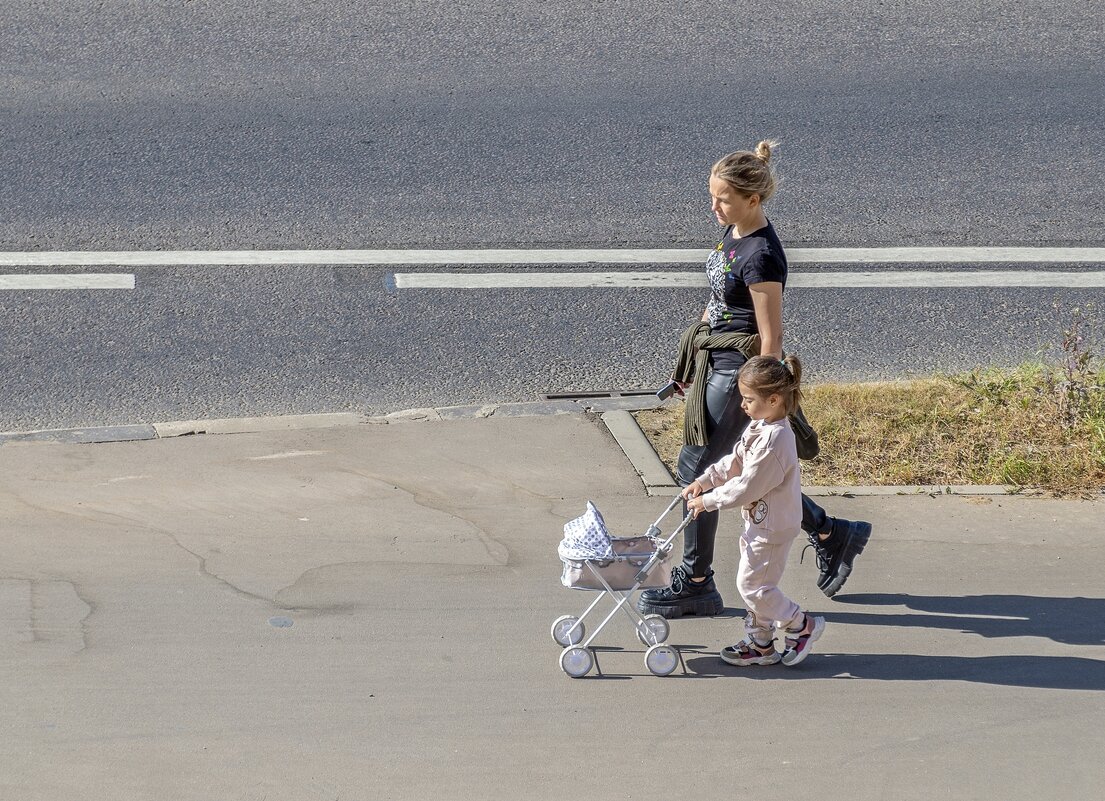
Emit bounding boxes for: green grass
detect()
[634,363,1105,496]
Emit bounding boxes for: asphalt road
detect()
[3,2,1104,429]
[2,264,1095,430]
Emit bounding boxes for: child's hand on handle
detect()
[686,495,707,519]
[681,480,706,500]
[682,481,708,519]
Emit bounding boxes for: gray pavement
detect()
[2,412,1104,800]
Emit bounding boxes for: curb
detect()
[153,413,366,438]
[798,485,1016,497]
[0,396,666,447]
[601,410,680,496]
[0,401,1028,498]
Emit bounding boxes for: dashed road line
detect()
[393,270,1105,289]
[0,274,135,290]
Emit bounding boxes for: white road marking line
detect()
[398,272,707,288]
[393,270,1105,289]
[0,274,135,290]
[791,271,1105,288]
[1,247,1104,266]
[790,247,1105,264]
[1,249,699,266]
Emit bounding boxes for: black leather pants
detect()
[675,367,832,577]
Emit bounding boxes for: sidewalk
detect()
[1,411,1103,800]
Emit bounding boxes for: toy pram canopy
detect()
[560,501,614,560]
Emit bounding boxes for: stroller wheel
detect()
[560,646,594,678]
[645,643,680,677]
[636,614,670,646]
[551,615,585,647]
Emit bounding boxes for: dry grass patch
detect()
[634,365,1105,497]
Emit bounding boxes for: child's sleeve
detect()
[701,443,785,512]
[697,443,744,490]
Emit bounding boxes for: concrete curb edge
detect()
[0,396,666,446]
[601,410,680,494]
[0,401,1037,498]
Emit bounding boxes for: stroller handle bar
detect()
[643,493,685,539]
[633,493,695,584]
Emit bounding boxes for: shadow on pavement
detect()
[828,593,1105,645]
[553,594,1105,685]
[680,653,1105,691]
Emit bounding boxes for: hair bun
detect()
[712,141,780,202]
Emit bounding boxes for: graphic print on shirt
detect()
[705,239,739,327]
[749,499,768,525]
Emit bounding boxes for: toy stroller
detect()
[551,495,693,678]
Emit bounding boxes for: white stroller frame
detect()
[552,494,693,678]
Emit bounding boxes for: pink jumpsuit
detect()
[696,417,805,641]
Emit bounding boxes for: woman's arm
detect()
[749,281,784,359]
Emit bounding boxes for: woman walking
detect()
[637,141,871,620]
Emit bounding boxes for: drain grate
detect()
[541,390,658,401]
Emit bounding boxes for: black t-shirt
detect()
[704,221,788,370]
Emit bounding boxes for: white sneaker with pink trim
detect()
[781,614,825,666]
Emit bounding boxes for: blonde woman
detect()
[637,142,871,620]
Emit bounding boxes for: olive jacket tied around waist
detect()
[671,322,820,460]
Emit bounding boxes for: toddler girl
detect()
[683,354,824,666]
